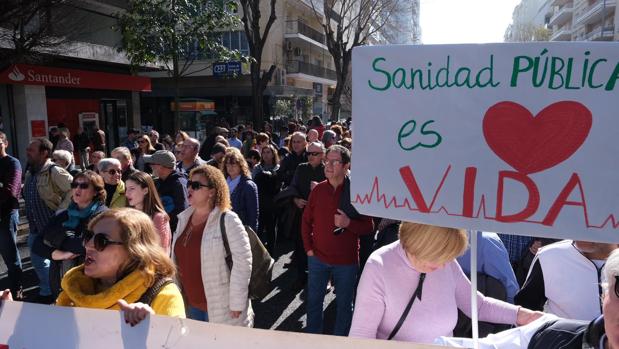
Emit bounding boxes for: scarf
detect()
[63,201,101,229]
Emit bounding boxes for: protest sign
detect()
[0,301,441,348]
[351,43,619,243]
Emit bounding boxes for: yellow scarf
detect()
[56,265,150,310]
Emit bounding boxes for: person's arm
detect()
[481,235,520,304]
[224,212,252,312]
[152,212,171,254]
[454,261,519,325]
[51,166,73,210]
[514,258,546,311]
[301,190,315,254]
[348,259,386,338]
[171,178,189,219]
[346,214,374,236]
[242,180,259,232]
[0,157,21,206]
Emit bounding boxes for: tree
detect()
[239,0,278,130]
[504,22,551,42]
[117,0,246,130]
[309,0,400,121]
[0,0,85,67]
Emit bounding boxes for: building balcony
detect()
[286,60,336,84]
[549,6,573,26]
[285,20,328,51]
[575,0,616,25]
[550,26,573,40]
[550,0,572,6]
[585,26,615,40]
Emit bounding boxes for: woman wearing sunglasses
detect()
[125,171,171,255]
[134,135,156,174]
[172,164,252,326]
[31,170,108,298]
[98,158,127,208]
[221,148,259,232]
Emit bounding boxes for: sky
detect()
[420,0,521,44]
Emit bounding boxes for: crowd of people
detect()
[0,116,618,348]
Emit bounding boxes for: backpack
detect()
[220,211,274,300]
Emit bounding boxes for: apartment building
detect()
[547,0,618,41]
[141,0,338,135]
[0,1,146,163]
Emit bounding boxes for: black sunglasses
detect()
[187,180,212,190]
[308,151,323,157]
[71,182,90,189]
[83,230,124,252]
[105,169,119,175]
[615,275,619,299]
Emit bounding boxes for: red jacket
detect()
[302,180,374,265]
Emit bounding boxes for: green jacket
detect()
[109,180,127,208]
[26,160,73,211]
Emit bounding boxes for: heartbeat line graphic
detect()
[352,176,619,230]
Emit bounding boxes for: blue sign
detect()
[213,61,242,77]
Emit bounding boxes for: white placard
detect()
[351,42,619,243]
[0,301,443,348]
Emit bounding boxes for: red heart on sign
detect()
[483,101,592,174]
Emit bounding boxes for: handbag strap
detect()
[137,277,174,306]
[387,272,426,340]
[219,211,233,271]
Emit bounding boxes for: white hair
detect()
[52,150,73,167]
[98,158,121,172]
[603,248,619,293]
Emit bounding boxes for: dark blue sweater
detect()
[230,175,259,232]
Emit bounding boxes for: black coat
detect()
[289,162,325,200]
[276,151,307,188]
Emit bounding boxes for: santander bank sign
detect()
[0,64,151,92]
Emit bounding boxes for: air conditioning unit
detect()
[293,47,302,56]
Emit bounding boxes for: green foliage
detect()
[117,0,247,76]
[274,99,293,117]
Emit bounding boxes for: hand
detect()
[307,250,314,257]
[310,181,318,190]
[293,198,307,209]
[529,240,543,255]
[334,209,350,229]
[118,299,155,327]
[1,289,13,302]
[230,310,242,318]
[51,250,78,261]
[516,307,544,326]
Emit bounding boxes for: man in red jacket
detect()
[302,145,374,336]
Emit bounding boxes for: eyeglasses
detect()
[82,230,124,252]
[187,180,212,190]
[71,182,90,189]
[308,151,323,157]
[615,275,619,298]
[104,169,120,175]
[324,159,343,166]
[138,140,147,144]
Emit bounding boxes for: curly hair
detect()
[73,170,106,204]
[221,147,251,178]
[87,208,176,286]
[189,164,232,211]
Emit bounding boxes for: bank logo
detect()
[8,66,25,82]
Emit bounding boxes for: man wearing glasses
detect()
[24,138,73,304]
[287,141,327,290]
[302,145,374,336]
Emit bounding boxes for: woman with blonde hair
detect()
[172,165,252,326]
[125,171,172,254]
[134,134,155,173]
[221,148,259,232]
[349,222,543,343]
[2,208,185,326]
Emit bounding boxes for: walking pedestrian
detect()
[221,148,259,232]
[252,144,280,254]
[145,150,188,232]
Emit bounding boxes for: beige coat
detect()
[172,206,253,326]
[25,160,73,211]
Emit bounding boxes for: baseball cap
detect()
[144,150,176,168]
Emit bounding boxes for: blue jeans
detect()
[0,210,22,293]
[27,230,51,296]
[188,306,209,322]
[306,255,358,336]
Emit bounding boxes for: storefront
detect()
[0,64,151,163]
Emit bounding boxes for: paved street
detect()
[0,236,338,333]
